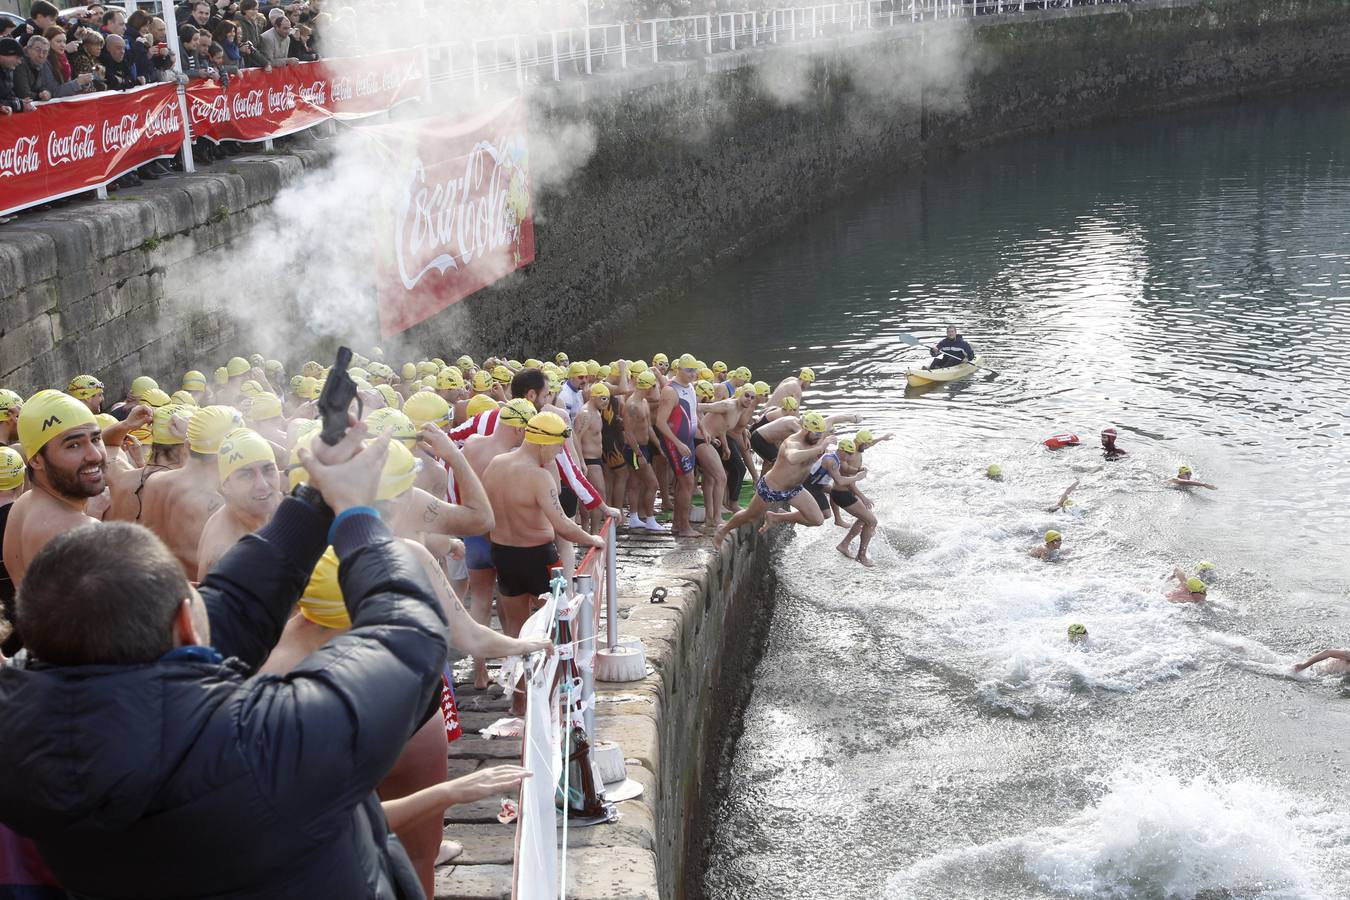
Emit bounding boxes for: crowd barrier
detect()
[512,519,619,899]
[0,48,428,218]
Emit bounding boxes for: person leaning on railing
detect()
[0,420,452,899]
[0,39,35,114]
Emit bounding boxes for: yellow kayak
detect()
[905,357,983,386]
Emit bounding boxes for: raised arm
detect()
[416,424,494,535]
[1293,649,1350,672]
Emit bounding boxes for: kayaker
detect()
[928,326,975,371]
[1101,427,1127,459]
[1029,530,1066,560]
[1170,465,1217,490]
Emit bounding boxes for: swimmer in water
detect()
[986,464,1004,481]
[1029,530,1066,560]
[1067,623,1088,645]
[1101,427,1126,459]
[1170,465,1217,490]
[1195,560,1217,584]
[1292,649,1350,675]
[1166,568,1207,603]
[1046,479,1079,513]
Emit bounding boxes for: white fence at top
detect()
[425,0,1118,93]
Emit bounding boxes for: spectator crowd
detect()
[0,344,870,897]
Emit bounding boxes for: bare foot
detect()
[833,518,847,528]
[473,661,491,691]
[836,542,854,559]
[856,552,875,568]
[675,528,701,538]
[757,520,774,535]
[713,525,726,550]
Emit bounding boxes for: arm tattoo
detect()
[422,500,439,525]
[548,487,564,514]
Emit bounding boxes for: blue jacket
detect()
[0,500,448,900]
[931,335,975,367]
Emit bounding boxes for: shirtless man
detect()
[767,367,816,408]
[1171,465,1217,490]
[697,383,757,515]
[139,405,242,576]
[195,428,280,579]
[691,381,728,529]
[654,354,701,538]
[481,411,604,643]
[623,371,665,533]
[1030,530,1067,561]
[106,405,188,522]
[748,397,801,467]
[714,411,835,550]
[452,398,534,689]
[0,446,24,654]
[0,390,21,447]
[574,383,611,533]
[3,391,108,590]
[826,438,879,567]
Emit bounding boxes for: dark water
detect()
[599,88,1350,898]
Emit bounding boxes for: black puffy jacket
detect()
[0,500,448,900]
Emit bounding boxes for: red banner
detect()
[371,98,536,337]
[0,83,183,216]
[186,50,427,143]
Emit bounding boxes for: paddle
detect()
[898,333,1001,377]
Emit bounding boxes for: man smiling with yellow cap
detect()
[195,428,281,580]
[139,405,243,575]
[3,391,108,590]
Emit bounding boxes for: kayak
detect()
[905,357,983,386]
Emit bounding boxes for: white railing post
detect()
[605,523,618,652]
[513,35,523,90]
[752,11,758,45]
[551,31,560,81]
[584,24,592,75]
[729,13,736,49]
[705,14,712,54]
[791,9,797,39]
[471,42,480,95]
[652,19,659,62]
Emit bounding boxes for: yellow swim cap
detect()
[364,407,416,449]
[1197,560,1215,572]
[676,353,698,371]
[404,391,451,429]
[375,384,401,411]
[698,367,715,382]
[287,430,318,490]
[800,367,817,383]
[0,389,22,423]
[299,548,349,628]
[554,352,569,365]
[420,375,436,390]
[1185,577,1207,594]
[238,381,262,398]
[301,361,323,379]
[524,412,570,446]
[265,360,284,375]
[782,396,799,411]
[801,411,827,434]
[1178,465,1193,476]
[214,367,230,386]
[507,360,523,372]
[437,367,465,391]
[456,355,475,370]
[585,361,601,378]
[248,353,265,369]
[566,361,588,378]
[499,398,537,428]
[628,360,648,375]
[636,370,658,390]
[0,446,25,491]
[856,429,874,445]
[1045,530,1062,544]
[18,390,98,458]
[695,380,715,401]
[414,361,436,378]
[142,388,172,408]
[182,370,207,391]
[598,364,612,379]
[838,438,857,454]
[465,394,498,418]
[129,376,158,400]
[67,375,104,400]
[377,438,417,500]
[524,358,542,370]
[590,382,612,399]
[471,371,494,392]
[712,361,728,375]
[753,381,770,397]
[246,392,283,423]
[226,357,250,378]
[127,425,153,446]
[152,405,187,445]
[1068,623,1087,639]
[402,363,417,381]
[171,390,199,407]
[492,365,513,385]
[652,353,669,366]
[296,376,321,400]
[94,413,117,431]
[545,376,563,395]
[987,463,1003,478]
[734,384,752,399]
[733,366,752,381]
[186,405,244,455]
[218,427,276,482]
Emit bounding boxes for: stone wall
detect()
[5,0,1350,395]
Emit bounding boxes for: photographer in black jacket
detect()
[0,418,448,900]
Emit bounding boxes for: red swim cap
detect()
[1102,427,1117,438]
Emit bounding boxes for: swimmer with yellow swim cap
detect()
[767,366,813,408]
[3,390,107,588]
[138,405,243,575]
[829,435,878,565]
[195,428,281,580]
[1030,529,1067,561]
[0,389,24,446]
[1165,567,1209,603]
[1171,464,1218,491]
[67,375,106,413]
[1046,480,1080,513]
[104,405,191,522]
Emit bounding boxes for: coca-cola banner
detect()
[186,50,426,143]
[0,83,183,217]
[370,98,535,337]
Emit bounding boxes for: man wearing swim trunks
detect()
[574,383,611,534]
[481,412,603,711]
[697,384,757,514]
[654,354,701,538]
[623,371,666,532]
[715,411,836,550]
[829,438,878,567]
[748,402,801,466]
[459,398,535,689]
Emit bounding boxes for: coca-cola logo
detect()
[394,140,522,290]
[297,79,327,107]
[47,125,96,165]
[232,90,263,119]
[191,94,231,125]
[101,113,141,151]
[266,85,296,112]
[0,135,40,177]
[331,75,352,103]
[143,104,182,138]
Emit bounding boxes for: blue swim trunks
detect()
[755,477,802,504]
[463,534,494,571]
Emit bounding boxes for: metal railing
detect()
[428,0,1128,94]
